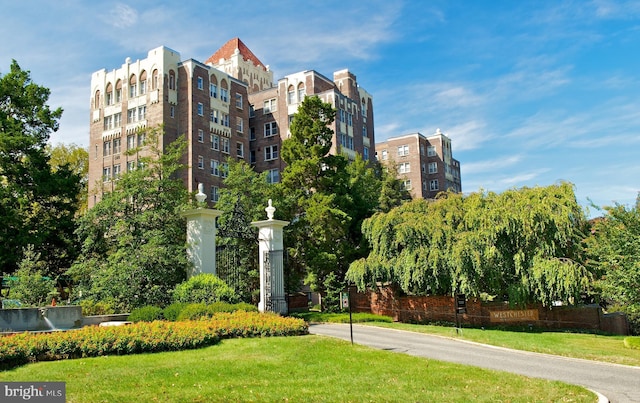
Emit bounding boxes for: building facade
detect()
[89,38,375,206]
[375,130,462,199]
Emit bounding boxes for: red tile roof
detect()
[205,38,266,69]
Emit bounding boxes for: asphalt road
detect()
[309,323,640,403]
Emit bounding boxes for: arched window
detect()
[209,74,218,98]
[139,70,147,95]
[169,70,176,90]
[220,79,229,102]
[297,83,305,102]
[105,83,113,105]
[94,90,101,109]
[287,85,295,104]
[115,79,122,103]
[129,74,137,98]
[151,69,159,90]
[361,97,367,116]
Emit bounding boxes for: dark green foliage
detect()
[321,272,344,313]
[173,274,238,305]
[68,126,190,312]
[348,183,591,306]
[162,302,189,321]
[78,298,117,316]
[128,305,164,322]
[585,196,640,333]
[0,61,81,277]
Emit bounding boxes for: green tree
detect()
[278,96,385,310]
[68,126,190,311]
[347,183,592,306]
[47,143,89,214]
[0,60,81,276]
[585,195,640,333]
[8,245,56,306]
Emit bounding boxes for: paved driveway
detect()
[309,323,640,403]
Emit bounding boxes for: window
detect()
[127,160,136,172]
[220,88,229,102]
[139,80,146,95]
[137,132,145,146]
[129,84,137,98]
[103,167,111,182]
[210,159,219,176]
[249,104,255,117]
[236,142,244,158]
[267,168,279,184]
[264,122,278,137]
[265,145,278,161]
[103,115,113,131]
[263,98,276,113]
[402,179,412,190]
[236,117,243,133]
[113,164,121,179]
[170,105,175,118]
[198,156,204,169]
[169,71,176,90]
[428,162,438,174]
[113,138,121,154]
[198,129,204,143]
[287,86,295,104]
[197,103,204,116]
[222,113,229,127]
[127,108,136,123]
[152,70,159,90]
[362,126,367,138]
[103,141,111,156]
[250,150,256,164]
[212,134,219,150]
[210,186,219,202]
[398,162,410,174]
[420,144,425,155]
[347,112,353,126]
[221,162,229,178]
[427,146,436,157]
[211,110,219,124]
[422,163,426,173]
[209,83,217,98]
[115,81,122,103]
[235,93,243,109]
[221,137,230,154]
[398,145,409,157]
[197,76,203,90]
[381,149,388,160]
[127,135,136,150]
[297,84,305,101]
[105,91,113,106]
[339,109,345,122]
[430,179,439,191]
[114,112,121,127]
[138,105,146,121]
[363,147,369,160]
[250,127,256,141]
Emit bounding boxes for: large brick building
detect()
[88,38,374,206]
[375,130,462,199]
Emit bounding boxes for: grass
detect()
[0,335,594,402]
[300,312,640,367]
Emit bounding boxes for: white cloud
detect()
[107,3,138,29]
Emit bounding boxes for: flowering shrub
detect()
[0,312,307,369]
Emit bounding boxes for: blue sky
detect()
[2,0,639,215]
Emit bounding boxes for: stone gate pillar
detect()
[251,199,289,314]
[182,184,222,278]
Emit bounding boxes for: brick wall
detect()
[353,286,630,335]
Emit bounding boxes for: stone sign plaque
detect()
[489,309,539,323]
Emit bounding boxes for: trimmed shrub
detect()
[173,274,238,305]
[163,302,188,321]
[0,312,308,369]
[176,303,210,321]
[128,306,164,322]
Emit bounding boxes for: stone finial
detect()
[265,199,276,220]
[196,183,207,203]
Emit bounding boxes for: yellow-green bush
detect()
[0,312,307,369]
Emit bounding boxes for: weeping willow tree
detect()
[347,182,592,306]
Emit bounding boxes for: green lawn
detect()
[0,335,594,402]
